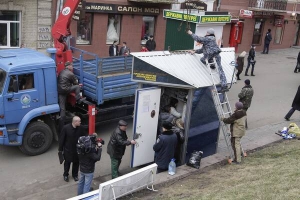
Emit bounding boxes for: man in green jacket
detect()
[107,120,136,179]
[238,79,254,111]
[222,102,247,164]
[238,79,254,129]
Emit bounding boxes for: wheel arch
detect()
[18,104,59,136]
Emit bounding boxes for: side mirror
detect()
[12,80,18,92]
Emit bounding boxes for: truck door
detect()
[3,72,41,124]
[131,87,161,168]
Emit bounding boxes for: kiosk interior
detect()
[130,49,236,167]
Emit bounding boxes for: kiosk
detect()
[130,48,236,167]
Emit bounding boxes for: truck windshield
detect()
[0,69,7,94]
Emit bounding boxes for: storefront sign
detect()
[200,15,231,23]
[239,9,253,18]
[163,10,200,23]
[180,0,207,11]
[253,11,274,18]
[73,0,86,21]
[85,3,159,15]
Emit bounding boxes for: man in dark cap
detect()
[153,121,177,173]
[238,79,254,112]
[222,102,247,164]
[107,120,136,179]
[187,28,228,93]
[262,29,272,54]
[238,79,254,129]
[57,61,85,129]
[146,35,156,51]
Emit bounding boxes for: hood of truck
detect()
[0,48,55,73]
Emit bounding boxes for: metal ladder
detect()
[205,58,245,163]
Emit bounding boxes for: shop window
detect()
[76,13,92,45]
[141,16,155,45]
[252,19,264,45]
[106,14,121,45]
[274,26,284,44]
[0,11,21,48]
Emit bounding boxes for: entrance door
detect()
[131,87,161,168]
[252,19,264,45]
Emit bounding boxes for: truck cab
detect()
[0,48,60,155]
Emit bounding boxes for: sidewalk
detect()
[20,119,294,200]
[138,118,296,191]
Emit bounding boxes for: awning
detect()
[131,47,236,88]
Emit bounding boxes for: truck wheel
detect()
[19,121,53,156]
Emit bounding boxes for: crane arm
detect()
[52,0,80,74]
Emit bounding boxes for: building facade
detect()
[0,0,53,54]
[219,0,300,53]
[61,0,174,57]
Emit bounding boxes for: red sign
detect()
[239,9,253,18]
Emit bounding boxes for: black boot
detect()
[236,73,241,80]
[245,68,249,76]
[251,67,255,76]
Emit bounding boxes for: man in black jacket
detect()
[57,61,85,129]
[107,120,136,179]
[146,35,156,51]
[77,134,102,195]
[153,121,177,173]
[245,45,256,76]
[262,29,272,54]
[59,116,86,182]
[109,40,119,56]
[294,51,300,73]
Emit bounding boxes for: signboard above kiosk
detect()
[163,10,200,23]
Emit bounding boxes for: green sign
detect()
[163,10,200,23]
[200,15,231,23]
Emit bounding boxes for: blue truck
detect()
[0,47,137,155]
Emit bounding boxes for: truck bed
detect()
[71,47,137,105]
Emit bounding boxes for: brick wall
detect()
[70,1,169,57]
[217,0,300,53]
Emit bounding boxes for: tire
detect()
[19,121,53,156]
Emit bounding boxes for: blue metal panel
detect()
[71,47,137,105]
[0,48,55,73]
[103,74,138,101]
[43,68,58,105]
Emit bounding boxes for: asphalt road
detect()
[1,47,300,200]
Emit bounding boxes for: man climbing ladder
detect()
[187,28,229,93]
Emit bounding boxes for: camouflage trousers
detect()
[201,53,227,88]
[110,157,122,179]
[231,137,242,163]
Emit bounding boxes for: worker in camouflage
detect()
[187,28,228,92]
[238,79,254,129]
[238,79,254,111]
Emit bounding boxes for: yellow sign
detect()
[133,73,157,82]
[163,10,200,23]
[200,16,231,23]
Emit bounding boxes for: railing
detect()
[248,0,287,11]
